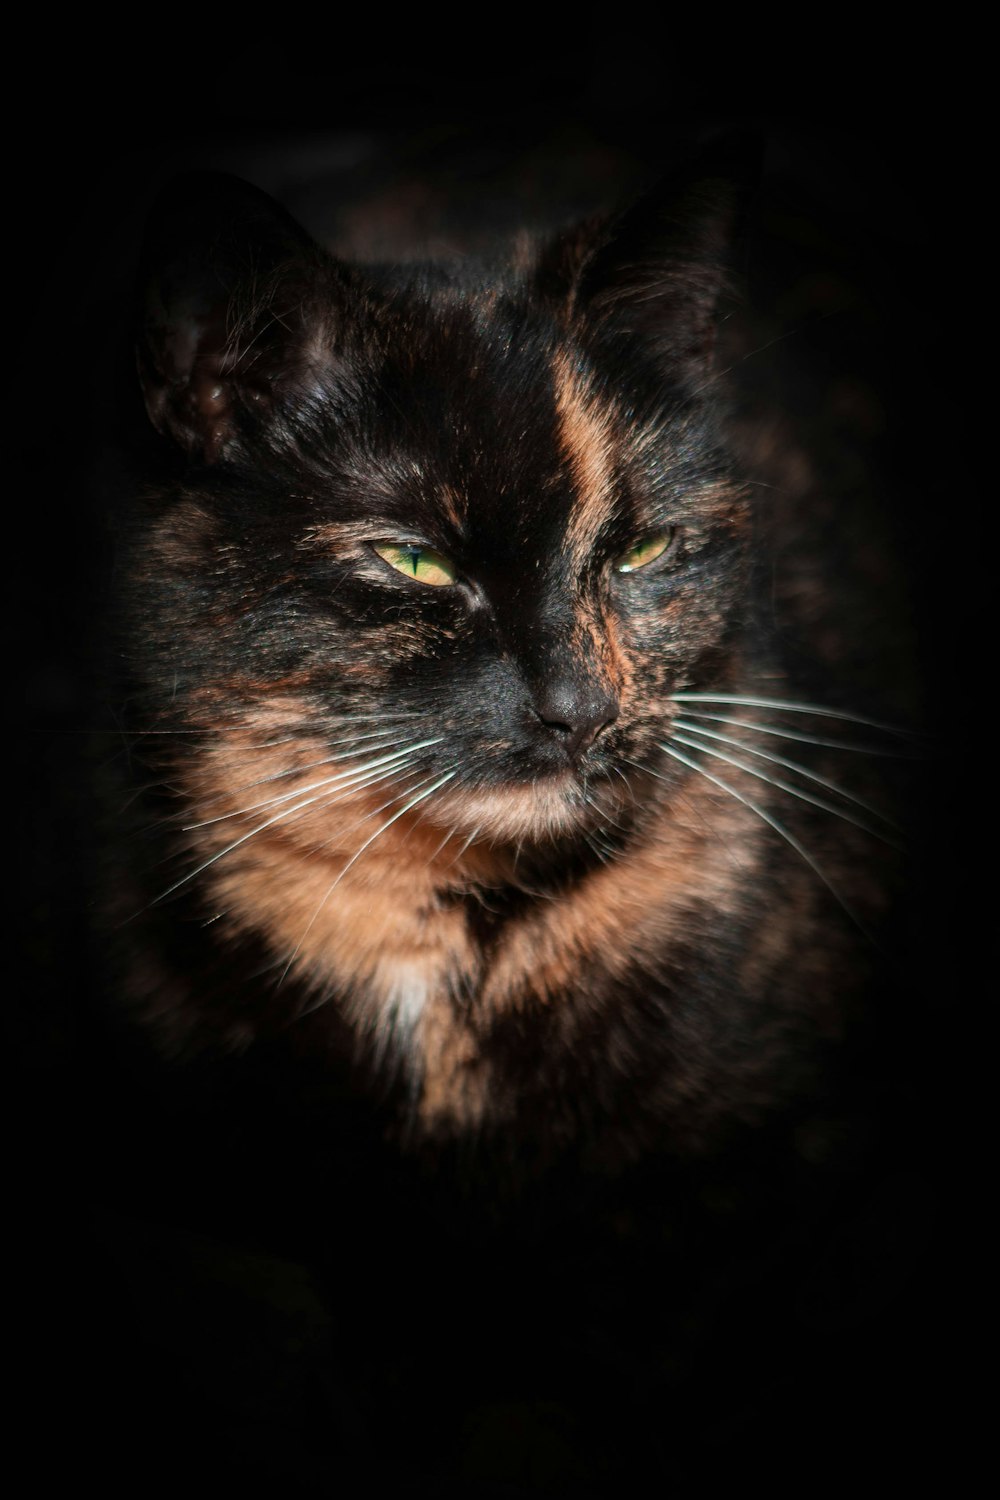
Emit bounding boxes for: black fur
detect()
[41,132,943,1492]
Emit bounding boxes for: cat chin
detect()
[427,773,620,846]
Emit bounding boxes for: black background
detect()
[17,13,969,1492]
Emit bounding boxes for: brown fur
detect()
[113,163,898,1165]
[175,699,782,1134]
[552,347,619,568]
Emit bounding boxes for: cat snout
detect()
[533,680,619,761]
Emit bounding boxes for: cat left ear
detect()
[543,136,761,389]
[137,172,338,464]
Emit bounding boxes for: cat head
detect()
[131,153,754,856]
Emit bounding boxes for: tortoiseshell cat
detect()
[108,141,906,1174]
[70,134,936,1491]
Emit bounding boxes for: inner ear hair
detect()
[136,172,334,463]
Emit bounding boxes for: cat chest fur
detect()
[190,719,774,1133]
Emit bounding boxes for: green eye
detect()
[373,543,457,587]
[615,529,674,573]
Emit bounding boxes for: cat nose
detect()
[534,681,619,760]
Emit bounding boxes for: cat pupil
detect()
[616,530,673,573]
[373,542,456,585]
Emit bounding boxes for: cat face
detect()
[132,166,751,861]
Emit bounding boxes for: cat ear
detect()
[137,172,338,463]
[543,137,760,387]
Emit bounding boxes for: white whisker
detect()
[620,753,752,876]
[673,719,899,829]
[175,724,435,816]
[426,823,461,863]
[182,738,443,829]
[279,769,458,984]
[611,764,637,806]
[670,730,901,848]
[657,741,874,939]
[192,726,424,797]
[446,825,482,869]
[294,759,429,827]
[89,709,418,738]
[672,710,914,756]
[670,693,911,734]
[146,745,438,909]
[141,791,337,912]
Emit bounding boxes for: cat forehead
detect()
[284,278,724,552]
[333,306,649,548]
[376,356,620,558]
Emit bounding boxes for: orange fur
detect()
[551,348,619,568]
[179,705,776,1132]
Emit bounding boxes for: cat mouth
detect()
[425,765,629,846]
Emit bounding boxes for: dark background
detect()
[17,14,968,1492]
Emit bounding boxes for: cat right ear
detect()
[137,173,338,463]
[541,137,761,390]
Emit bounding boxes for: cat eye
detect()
[373,543,458,587]
[614,529,675,573]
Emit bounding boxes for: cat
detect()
[101,138,906,1180]
[64,133,938,1492]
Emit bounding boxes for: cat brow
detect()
[551,348,620,563]
[299,519,434,548]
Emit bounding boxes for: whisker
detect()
[150,720,432,816]
[671,710,915,757]
[670,693,912,735]
[670,730,902,848]
[135,793,335,915]
[280,762,433,873]
[80,709,420,737]
[446,825,482,869]
[580,786,627,850]
[673,719,899,829]
[293,759,429,824]
[583,822,618,864]
[582,789,631,837]
[131,735,431,852]
[620,753,753,876]
[279,769,458,984]
[143,747,435,911]
[319,769,458,878]
[611,764,637,806]
[426,823,461,863]
[190,726,425,801]
[181,738,444,829]
[657,741,874,940]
